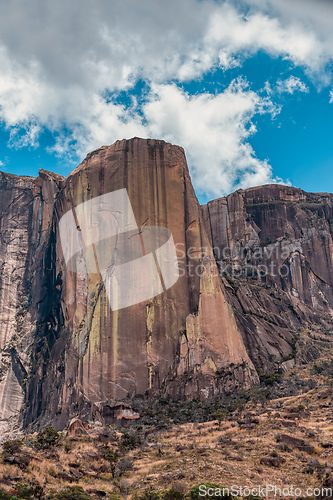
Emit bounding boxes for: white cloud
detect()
[37,80,282,198]
[0,57,281,196]
[143,81,280,197]
[0,0,332,196]
[241,0,333,79]
[329,90,333,104]
[277,76,309,94]
[242,0,333,40]
[204,6,322,71]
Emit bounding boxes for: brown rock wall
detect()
[203,185,333,373]
[21,138,258,429]
[0,170,63,435]
[2,140,333,435]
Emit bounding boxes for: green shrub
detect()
[259,369,283,387]
[15,483,34,499]
[0,489,10,500]
[2,439,23,455]
[35,427,60,450]
[100,445,119,477]
[162,489,184,500]
[136,492,160,500]
[50,486,93,500]
[119,430,140,450]
[34,485,44,500]
[215,409,223,428]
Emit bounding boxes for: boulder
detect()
[277,434,314,454]
[67,418,90,438]
[260,456,286,467]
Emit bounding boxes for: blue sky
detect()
[1,0,333,205]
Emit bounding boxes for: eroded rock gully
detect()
[0,138,332,435]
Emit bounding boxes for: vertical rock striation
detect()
[0,170,63,435]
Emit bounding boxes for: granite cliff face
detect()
[202,185,333,375]
[0,170,63,434]
[0,139,258,434]
[1,139,333,435]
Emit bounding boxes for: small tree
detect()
[15,482,35,499]
[2,439,23,455]
[0,489,10,500]
[119,429,140,450]
[215,409,223,429]
[35,427,60,450]
[103,446,119,478]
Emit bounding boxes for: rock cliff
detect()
[0,170,63,435]
[1,139,333,436]
[0,139,258,434]
[202,185,333,375]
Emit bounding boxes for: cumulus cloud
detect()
[0,0,332,196]
[143,81,280,196]
[241,0,333,78]
[204,6,322,71]
[277,76,309,94]
[23,78,279,197]
[242,0,333,40]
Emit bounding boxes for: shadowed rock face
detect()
[1,139,333,435]
[202,185,333,374]
[0,170,63,435]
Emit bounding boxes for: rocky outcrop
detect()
[0,138,257,433]
[2,139,333,436]
[202,185,333,375]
